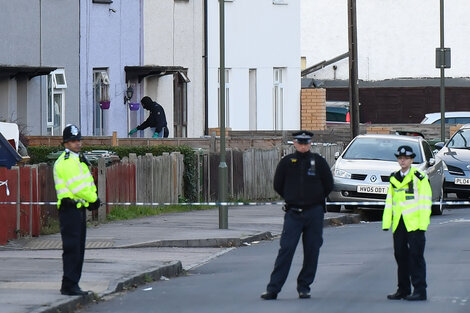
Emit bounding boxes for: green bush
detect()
[27,144,198,202]
[27,146,63,165]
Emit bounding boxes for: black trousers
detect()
[393,217,427,295]
[59,203,87,289]
[266,205,324,294]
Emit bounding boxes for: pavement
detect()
[0,204,360,313]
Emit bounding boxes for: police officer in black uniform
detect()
[54,125,101,296]
[261,131,334,300]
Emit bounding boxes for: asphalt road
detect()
[79,208,470,313]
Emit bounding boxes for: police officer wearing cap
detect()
[383,145,432,301]
[261,131,334,300]
[53,124,101,296]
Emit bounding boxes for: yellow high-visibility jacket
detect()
[53,150,97,209]
[382,167,432,232]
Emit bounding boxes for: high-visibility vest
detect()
[53,150,97,209]
[382,167,432,232]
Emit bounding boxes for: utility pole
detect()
[218,0,228,229]
[437,0,450,142]
[348,0,360,139]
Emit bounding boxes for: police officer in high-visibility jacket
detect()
[53,124,100,296]
[383,145,432,301]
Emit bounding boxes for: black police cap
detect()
[394,145,416,158]
[292,130,313,144]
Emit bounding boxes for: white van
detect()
[420,111,470,124]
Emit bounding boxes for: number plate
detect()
[357,185,388,194]
[455,178,470,185]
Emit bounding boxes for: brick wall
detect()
[366,126,392,134]
[301,88,326,130]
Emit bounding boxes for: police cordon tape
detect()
[0,201,470,206]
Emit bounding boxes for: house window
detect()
[249,69,257,130]
[52,69,67,89]
[47,69,67,136]
[218,68,231,128]
[93,70,109,136]
[273,68,285,130]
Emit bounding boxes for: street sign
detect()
[436,47,451,68]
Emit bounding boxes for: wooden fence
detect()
[198,143,343,201]
[0,166,41,245]
[0,145,342,244]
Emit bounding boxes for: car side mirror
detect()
[428,158,436,166]
[334,151,340,160]
[434,142,445,150]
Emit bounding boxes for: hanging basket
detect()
[129,102,140,111]
[99,100,110,110]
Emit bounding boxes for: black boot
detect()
[405,291,427,301]
[260,291,277,300]
[387,290,410,300]
[60,285,89,296]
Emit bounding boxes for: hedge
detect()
[27,145,198,202]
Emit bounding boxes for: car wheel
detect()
[432,185,444,216]
[326,204,341,213]
[456,192,470,199]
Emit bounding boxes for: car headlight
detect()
[334,169,351,179]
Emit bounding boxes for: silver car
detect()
[434,123,470,199]
[327,134,445,215]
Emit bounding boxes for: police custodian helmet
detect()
[394,145,416,158]
[62,124,82,143]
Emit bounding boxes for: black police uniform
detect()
[263,131,334,298]
[59,196,87,292]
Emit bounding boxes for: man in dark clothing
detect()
[261,130,334,300]
[128,96,169,138]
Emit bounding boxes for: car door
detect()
[422,140,443,200]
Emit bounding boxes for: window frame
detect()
[273,67,285,130]
[46,71,66,136]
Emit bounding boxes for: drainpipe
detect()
[204,0,208,135]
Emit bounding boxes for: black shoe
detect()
[60,285,88,296]
[387,291,410,300]
[298,292,311,299]
[405,293,427,301]
[260,291,277,300]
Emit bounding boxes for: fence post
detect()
[16,167,20,235]
[97,158,107,222]
[29,166,33,236]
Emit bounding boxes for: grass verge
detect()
[40,205,217,235]
[106,205,217,222]
[40,218,61,235]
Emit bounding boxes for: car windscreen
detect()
[342,138,423,163]
[447,129,470,149]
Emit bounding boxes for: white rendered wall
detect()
[208,0,301,131]
[144,0,205,137]
[301,0,470,81]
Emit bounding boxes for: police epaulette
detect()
[414,171,425,180]
[64,151,70,160]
